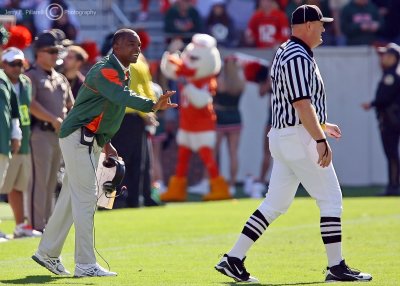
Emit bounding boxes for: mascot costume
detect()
[160,34,230,202]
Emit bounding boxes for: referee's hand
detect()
[317,140,332,168]
[325,123,342,139]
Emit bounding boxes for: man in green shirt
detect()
[32,28,177,277]
[0,47,42,239]
[0,48,22,241]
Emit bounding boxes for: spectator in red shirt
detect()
[245,0,290,48]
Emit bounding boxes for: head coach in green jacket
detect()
[32,28,177,277]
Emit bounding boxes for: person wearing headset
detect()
[31,28,177,278]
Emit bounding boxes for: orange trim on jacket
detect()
[85,112,104,133]
[101,68,122,86]
[83,82,98,93]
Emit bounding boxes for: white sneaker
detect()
[251,182,266,198]
[215,254,259,282]
[188,179,209,195]
[229,185,237,196]
[0,231,8,243]
[32,251,71,275]
[74,263,117,277]
[243,175,254,196]
[0,231,7,239]
[14,223,42,238]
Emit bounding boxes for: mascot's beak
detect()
[176,65,196,77]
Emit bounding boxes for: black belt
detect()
[37,120,55,132]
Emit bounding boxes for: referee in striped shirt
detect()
[214,5,372,283]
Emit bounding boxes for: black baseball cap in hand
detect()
[291,5,333,25]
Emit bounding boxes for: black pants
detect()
[380,122,400,193]
[112,113,152,207]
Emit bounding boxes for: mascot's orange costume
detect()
[160,34,231,202]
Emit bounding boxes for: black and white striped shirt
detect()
[270,36,327,129]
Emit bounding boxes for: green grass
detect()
[0,196,399,286]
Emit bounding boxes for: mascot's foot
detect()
[203,176,231,201]
[160,176,187,202]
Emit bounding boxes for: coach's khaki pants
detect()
[38,129,101,264]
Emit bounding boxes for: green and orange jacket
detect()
[60,54,155,147]
[0,70,31,157]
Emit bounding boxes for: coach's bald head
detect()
[112,29,137,46]
[112,28,142,67]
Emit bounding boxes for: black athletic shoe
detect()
[325,260,372,282]
[215,254,259,283]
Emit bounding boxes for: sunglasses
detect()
[6,61,24,67]
[41,48,59,55]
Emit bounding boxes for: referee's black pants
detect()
[379,121,400,194]
[112,113,154,207]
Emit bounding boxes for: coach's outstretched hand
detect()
[152,90,178,112]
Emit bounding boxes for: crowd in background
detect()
[161,0,400,48]
[0,0,399,51]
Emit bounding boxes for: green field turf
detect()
[0,196,399,286]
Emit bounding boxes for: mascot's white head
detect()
[181,34,221,80]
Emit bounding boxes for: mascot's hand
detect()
[168,38,184,53]
[160,51,180,80]
[160,52,196,79]
[184,84,212,108]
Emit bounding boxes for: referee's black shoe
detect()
[325,260,372,282]
[215,254,259,283]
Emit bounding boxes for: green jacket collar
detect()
[109,54,129,78]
